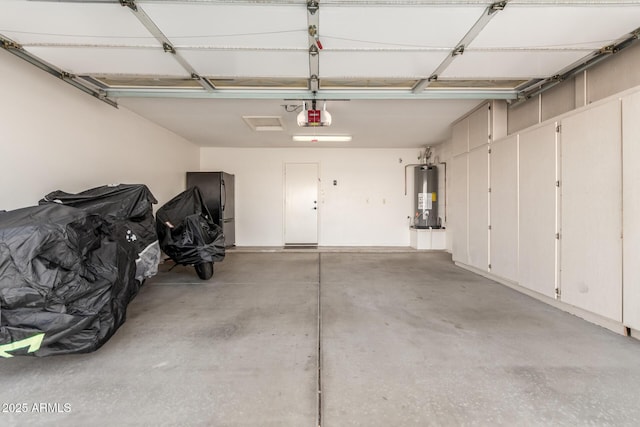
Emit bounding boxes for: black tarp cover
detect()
[40,184,160,283]
[156,187,225,265]
[0,204,137,357]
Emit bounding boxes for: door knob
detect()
[313,207,317,210]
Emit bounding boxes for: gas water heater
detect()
[414,165,439,228]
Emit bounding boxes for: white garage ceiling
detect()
[1,0,639,148]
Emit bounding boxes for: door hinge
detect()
[488,187,492,193]
[555,288,561,297]
[556,124,562,133]
[488,263,492,269]
[488,148,492,154]
[556,180,560,187]
[488,225,492,230]
[555,232,560,240]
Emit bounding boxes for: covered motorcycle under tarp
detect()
[0,204,138,357]
[156,186,225,280]
[40,184,160,284]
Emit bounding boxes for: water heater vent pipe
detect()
[420,146,433,165]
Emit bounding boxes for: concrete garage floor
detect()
[2,251,640,426]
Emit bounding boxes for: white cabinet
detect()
[468,104,490,151]
[410,228,447,250]
[468,145,489,271]
[447,90,640,332]
[451,117,468,157]
[518,124,558,298]
[450,103,491,267]
[623,91,640,330]
[451,153,468,263]
[560,100,622,322]
[490,135,518,282]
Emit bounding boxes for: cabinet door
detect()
[452,118,469,157]
[561,100,622,322]
[468,104,490,151]
[468,145,488,271]
[451,154,468,263]
[490,135,518,282]
[623,92,640,329]
[518,124,557,298]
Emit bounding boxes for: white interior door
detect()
[284,163,318,245]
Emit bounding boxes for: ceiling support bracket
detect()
[412,0,509,94]
[489,1,507,14]
[0,38,21,50]
[452,45,465,56]
[307,0,319,15]
[0,34,117,108]
[514,25,640,105]
[162,42,176,54]
[191,73,216,91]
[119,0,137,12]
[123,0,216,92]
[306,0,321,94]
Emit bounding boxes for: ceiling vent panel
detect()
[242,116,285,132]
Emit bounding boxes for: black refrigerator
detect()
[186,172,235,247]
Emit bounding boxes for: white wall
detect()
[0,50,199,210]
[200,147,422,246]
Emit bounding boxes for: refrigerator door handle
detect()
[221,179,226,213]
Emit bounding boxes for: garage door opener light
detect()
[297,100,332,127]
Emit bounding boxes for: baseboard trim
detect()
[454,261,628,337]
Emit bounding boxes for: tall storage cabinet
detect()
[450,103,492,271]
[186,172,236,247]
[623,91,640,331]
[560,101,622,322]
